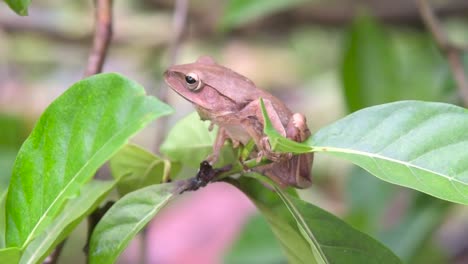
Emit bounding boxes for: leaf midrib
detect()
[275,187,329,264]
[314,146,463,184]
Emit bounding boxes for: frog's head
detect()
[164,56,257,114]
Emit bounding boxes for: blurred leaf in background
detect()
[341,14,453,113]
[341,15,400,111]
[379,193,450,263]
[221,0,310,31]
[0,114,29,248]
[344,167,396,235]
[0,114,29,203]
[344,168,451,263]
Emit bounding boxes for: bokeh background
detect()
[1,0,468,263]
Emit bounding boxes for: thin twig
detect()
[167,0,189,66]
[153,0,189,151]
[415,0,468,106]
[84,0,113,77]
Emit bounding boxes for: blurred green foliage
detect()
[341,15,454,113]
[4,0,31,16]
[221,0,311,31]
[0,115,29,192]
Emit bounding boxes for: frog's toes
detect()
[232,139,240,148]
[260,137,271,150]
[208,121,215,132]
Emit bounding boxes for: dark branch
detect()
[167,0,188,66]
[42,240,66,264]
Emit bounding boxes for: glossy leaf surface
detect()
[5,73,173,248]
[311,101,468,204]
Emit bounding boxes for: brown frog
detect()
[164,56,313,188]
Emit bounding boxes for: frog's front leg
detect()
[206,127,228,165]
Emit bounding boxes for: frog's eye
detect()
[185,72,202,91]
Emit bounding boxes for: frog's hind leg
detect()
[256,113,313,189]
[239,98,287,162]
[285,113,313,188]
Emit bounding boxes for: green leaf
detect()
[220,0,309,31]
[19,180,117,264]
[311,101,468,204]
[225,214,285,264]
[233,176,401,264]
[160,112,235,167]
[390,32,450,102]
[4,0,31,16]
[88,183,177,264]
[5,73,173,248]
[110,143,175,196]
[0,247,21,263]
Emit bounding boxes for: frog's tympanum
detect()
[164,56,313,188]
